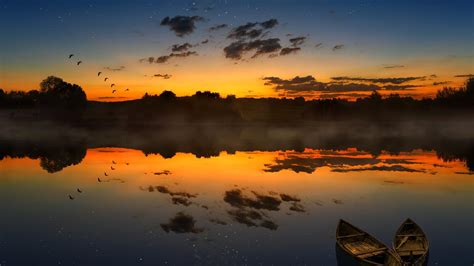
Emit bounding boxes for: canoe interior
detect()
[394,219,429,265]
[337,220,400,265]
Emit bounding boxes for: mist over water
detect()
[0,123,473,265]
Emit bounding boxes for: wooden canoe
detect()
[336,219,401,266]
[393,219,429,266]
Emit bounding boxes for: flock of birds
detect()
[68,54,128,94]
[68,160,128,200]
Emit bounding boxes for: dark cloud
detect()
[171,197,192,206]
[315,43,323,48]
[280,194,301,202]
[289,36,306,47]
[140,185,197,198]
[280,47,301,56]
[383,84,421,90]
[224,38,281,60]
[104,66,125,71]
[383,65,405,69]
[209,23,228,31]
[227,19,278,40]
[433,81,450,86]
[224,189,281,211]
[263,151,421,174]
[331,76,426,84]
[289,202,305,212]
[140,51,198,64]
[201,39,209,44]
[171,42,193,52]
[97,96,128,100]
[161,212,204,233]
[160,16,204,37]
[332,44,344,51]
[332,165,426,173]
[227,209,277,230]
[454,74,474,78]
[154,170,171,175]
[153,74,172,79]
[263,75,382,93]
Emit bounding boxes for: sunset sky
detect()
[0,0,473,101]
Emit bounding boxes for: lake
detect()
[0,126,473,265]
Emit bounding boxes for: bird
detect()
[111,84,115,87]
[98,72,102,76]
[125,88,129,92]
[104,172,108,176]
[125,162,129,165]
[112,89,116,94]
[111,166,115,170]
[104,77,109,82]
[68,54,74,59]
[77,188,82,193]
[77,61,82,65]
[69,195,74,200]
[98,177,102,182]
[112,160,116,164]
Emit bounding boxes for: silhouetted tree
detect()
[159,90,177,99]
[39,76,87,108]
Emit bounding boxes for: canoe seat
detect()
[336,233,365,239]
[355,247,387,256]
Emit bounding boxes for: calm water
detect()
[1,141,473,265]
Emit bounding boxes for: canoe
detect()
[393,219,429,266]
[336,219,401,266]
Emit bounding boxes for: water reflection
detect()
[0,129,473,265]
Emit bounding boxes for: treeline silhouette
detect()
[0,76,473,125]
[0,127,473,173]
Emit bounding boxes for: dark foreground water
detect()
[0,126,473,265]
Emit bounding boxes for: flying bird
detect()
[77,61,82,65]
[68,54,74,59]
[112,89,116,93]
[112,160,116,164]
[125,162,130,165]
[111,166,115,170]
[125,88,129,91]
[98,177,102,182]
[98,72,102,76]
[104,172,108,176]
[111,84,115,87]
[104,77,109,82]
[68,195,74,200]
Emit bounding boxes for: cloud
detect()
[224,38,281,60]
[161,212,204,233]
[224,189,281,211]
[104,66,125,71]
[289,36,306,47]
[383,64,405,69]
[332,44,344,51]
[331,76,426,84]
[332,165,426,173]
[171,43,193,52]
[263,75,382,93]
[454,74,474,78]
[160,16,204,37]
[201,39,209,44]
[315,43,323,48]
[153,74,172,79]
[209,23,228,31]
[383,84,421,90]
[433,81,451,86]
[280,47,301,56]
[96,96,128,100]
[227,19,278,40]
[140,51,198,64]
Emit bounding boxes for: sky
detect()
[0,0,473,101]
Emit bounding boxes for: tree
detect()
[159,90,177,99]
[39,76,87,107]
